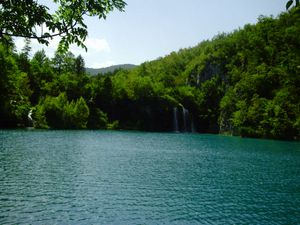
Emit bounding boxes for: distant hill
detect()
[86,64,136,76]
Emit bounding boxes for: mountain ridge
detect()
[86,64,136,75]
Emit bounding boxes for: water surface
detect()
[1,130,300,224]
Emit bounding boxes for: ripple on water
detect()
[1,130,300,224]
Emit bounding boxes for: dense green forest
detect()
[0,8,299,140]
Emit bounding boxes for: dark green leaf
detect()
[286,0,293,9]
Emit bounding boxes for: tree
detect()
[0,0,126,52]
[32,49,48,65]
[72,97,90,129]
[38,93,90,129]
[30,49,54,104]
[75,55,85,75]
[52,50,75,74]
[17,38,31,74]
[0,44,32,127]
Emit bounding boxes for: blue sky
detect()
[16,0,287,68]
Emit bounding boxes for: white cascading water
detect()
[28,109,33,127]
[28,109,33,122]
[174,106,195,133]
[173,107,179,132]
[182,107,188,132]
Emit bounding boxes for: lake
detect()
[1,130,300,224]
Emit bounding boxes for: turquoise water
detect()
[1,130,300,224]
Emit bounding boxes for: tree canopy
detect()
[0,0,126,51]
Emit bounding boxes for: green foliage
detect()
[36,93,89,129]
[33,105,49,129]
[0,9,299,140]
[87,108,108,129]
[286,0,299,9]
[0,44,31,127]
[73,97,90,129]
[75,55,86,75]
[0,0,126,52]
[107,120,119,130]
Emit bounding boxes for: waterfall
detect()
[173,106,196,133]
[27,109,33,127]
[28,109,33,122]
[173,107,179,132]
[182,107,188,132]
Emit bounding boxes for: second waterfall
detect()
[173,106,195,133]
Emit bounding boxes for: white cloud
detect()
[85,38,110,52]
[69,38,112,68]
[69,38,110,56]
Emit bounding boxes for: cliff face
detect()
[172,8,300,139]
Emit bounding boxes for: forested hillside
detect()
[0,8,299,140]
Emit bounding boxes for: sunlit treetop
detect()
[0,0,126,52]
